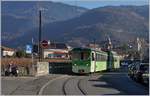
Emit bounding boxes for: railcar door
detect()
[91,51,96,72]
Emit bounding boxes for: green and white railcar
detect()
[71,48,120,74]
[107,51,120,70]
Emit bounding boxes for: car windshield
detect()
[140,65,149,71]
[71,51,90,60]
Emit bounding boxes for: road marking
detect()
[38,75,68,95]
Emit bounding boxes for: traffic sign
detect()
[41,40,48,48]
[26,45,32,54]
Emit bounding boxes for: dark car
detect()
[133,63,149,83]
[121,60,133,68]
[142,65,149,85]
[128,63,136,78]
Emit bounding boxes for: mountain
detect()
[2,1,87,23]
[1,1,88,47]
[2,5,149,48]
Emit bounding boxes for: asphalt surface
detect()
[41,75,86,95]
[1,76,35,95]
[83,73,149,95]
[1,74,62,95]
[41,70,149,95]
[1,68,149,95]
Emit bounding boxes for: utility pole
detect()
[38,10,42,62]
[137,37,142,61]
[108,36,112,51]
[31,37,35,75]
[32,38,34,64]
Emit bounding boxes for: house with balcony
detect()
[43,42,71,59]
[1,46,15,57]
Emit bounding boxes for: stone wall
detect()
[36,62,49,76]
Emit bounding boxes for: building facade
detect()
[1,46,15,57]
[43,42,70,59]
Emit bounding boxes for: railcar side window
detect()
[96,54,100,61]
[100,54,107,61]
[95,53,107,61]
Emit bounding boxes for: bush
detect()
[15,50,26,58]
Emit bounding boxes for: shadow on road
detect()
[89,68,149,95]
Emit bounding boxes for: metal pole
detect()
[32,38,34,64]
[31,38,35,75]
[38,10,42,62]
[93,38,96,72]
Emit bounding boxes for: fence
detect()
[1,58,34,76]
[49,62,72,74]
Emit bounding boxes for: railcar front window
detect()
[83,52,90,60]
[72,51,90,60]
[72,52,81,60]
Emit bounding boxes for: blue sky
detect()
[51,0,149,9]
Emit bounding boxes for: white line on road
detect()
[38,75,68,95]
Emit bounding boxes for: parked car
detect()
[142,65,149,85]
[133,63,149,83]
[121,60,133,67]
[128,63,136,78]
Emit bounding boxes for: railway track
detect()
[62,77,74,95]
[77,78,86,95]
[40,75,87,95]
[62,76,86,95]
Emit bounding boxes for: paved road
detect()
[1,70,149,95]
[82,73,148,95]
[41,71,149,95]
[1,76,35,95]
[1,74,62,95]
[41,75,86,95]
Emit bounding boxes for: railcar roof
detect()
[71,47,107,53]
[71,47,91,51]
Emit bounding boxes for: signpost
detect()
[39,40,49,61]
